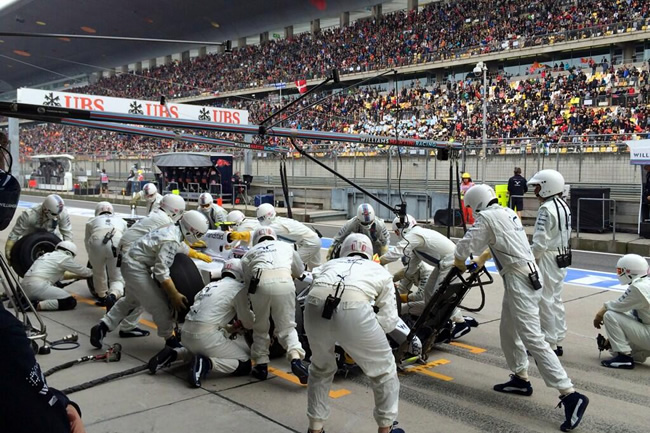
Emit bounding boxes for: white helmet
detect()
[198,192,213,208]
[160,194,186,223]
[179,210,209,245]
[95,201,114,216]
[222,258,244,281]
[42,194,65,220]
[616,254,649,285]
[253,226,277,245]
[256,203,276,226]
[227,210,246,228]
[392,214,416,235]
[56,241,77,257]
[340,233,373,260]
[527,169,565,199]
[142,183,158,202]
[357,203,375,225]
[408,336,422,356]
[464,184,497,213]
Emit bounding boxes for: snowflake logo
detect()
[128,101,143,114]
[198,108,210,121]
[43,93,61,107]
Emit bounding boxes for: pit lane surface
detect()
[3,196,648,433]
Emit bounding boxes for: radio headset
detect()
[553,196,572,268]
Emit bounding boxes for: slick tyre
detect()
[169,253,205,323]
[11,230,61,277]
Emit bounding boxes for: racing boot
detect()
[104,293,117,312]
[450,322,471,340]
[291,359,309,385]
[90,321,108,349]
[188,355,212,388]
[493,374,533,396]
[251,363,268,381]
[148,346,178,374]
[557,392,589,432]
[601,353,634,369]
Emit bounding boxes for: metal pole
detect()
[481,67,487,182]
[387,149,392,206]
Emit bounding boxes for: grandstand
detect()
[4,0,650,227]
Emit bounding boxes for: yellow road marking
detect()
[268,366,306,386]
[449,342,486,354]
[73,293,159,329]
[328,389,351,399]
[404,358,453,381]
[267,366,351,399]
[139,318,158,329]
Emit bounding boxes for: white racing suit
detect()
[22,250,92,310]
[198,203,228,229]
[84,214,128,299]
[331,217,390,257]
[180,278,255,373]
[266,216,321,270]
[233,218,261,248]
[395,262,464,324]
[241,240,305,364]
[455,203,574,391]
[383,226,457,316]
[133,191,163,214]
[8,205,73,244]
[532,196,571,347]
[603,277,650,362]
[100,210,173,334]
[305,257,399,430]
[121,225,188,339]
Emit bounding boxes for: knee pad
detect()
[58,297,78,310]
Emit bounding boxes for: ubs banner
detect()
[17,88,249,125]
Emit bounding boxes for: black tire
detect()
[169,253,205,323]
[11,231,61,277]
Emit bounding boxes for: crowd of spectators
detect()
[68,0,649,98]
[13,0,650,158]
[19,62,650,157]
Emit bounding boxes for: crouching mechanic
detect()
[594,254,650,369]
[22,241,92,311]
[241,226,309,383]
[131,182,163,214]
[226,210,260,247]
[84,202,127,309]
[306,233,405,433]
[90,195,212,347]
[149,259,255,385]
[382,214,480,341]
[327,203,390,260]
[456,184,589,432]
[198,192,228,228]
[256,203,321,270]
[393,261,478,342]
[5,194,72,264]
[528,169,571,356]
[121,210,208,353]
